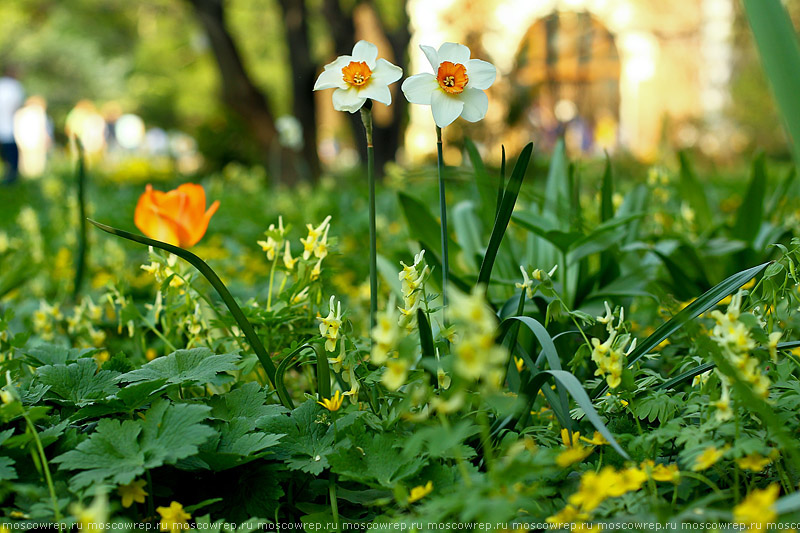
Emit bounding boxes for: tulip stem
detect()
[360,104,378,332]
[436,126,449,314]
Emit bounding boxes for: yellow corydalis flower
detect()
[318,295,343,352]
[118,478,148,508]
[408,481,433,503]
[157,501,191,533]
[317,390,344,412]
[556,429,593,468]
[733,484,779,528]
[382,358,409,391]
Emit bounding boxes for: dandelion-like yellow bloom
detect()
[733,484,779,528]
[118,479,148,508]
[408,481,433,503]
[736,453,772,472]
[546,504,589,526]
[317,390,344,412]
[692,446,725,471]
[157,501,191,533]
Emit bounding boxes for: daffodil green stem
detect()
[22,410,61,524]
[361,105,378,332]
[436,126,449,313]
[267,253,278,311]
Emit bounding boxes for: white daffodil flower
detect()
[313,40,403,113]
[401,42,497,128]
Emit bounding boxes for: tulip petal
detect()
[134,187,181,246]
[465,59,497,90]
[459,87,489,122]
[314,57,350,90]
[370,58,403,86]
[420,45,439,71]
[184,199,220,248]
[401,73,438,105]
[351,40,378,69]
[437,42,471,65]
[431,90,465,128]
[332,87,366,113]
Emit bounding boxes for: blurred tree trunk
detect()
[186,0,304,184]
[276,0,321,178]
[324,0,410,176]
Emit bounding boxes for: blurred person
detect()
[65,100,107,157]
[14,95,52,177]
[0,66,24,184]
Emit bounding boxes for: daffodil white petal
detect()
[420,45,439,71]
[332,87,367,113]
[371,58,403,86]
[459,88,489,122]
[359,81,392,106]
[314,57,350,90]
[352,40,378,69]
[465,59,497,90]
[401,73,438,105]
[431,90,464,128]
[437,42,471,65]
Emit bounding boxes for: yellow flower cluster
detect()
[449,286,507,386]
[318,295,343,353]
[548,465,647,527]
[299,216,331,279]
[709,292,770,400]
[32,301,63,341]
[589,303,635,389]
[257,216,287,261]
[398,251,429,329]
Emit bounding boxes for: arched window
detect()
[511,10,621,154]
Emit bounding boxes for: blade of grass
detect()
[733,152,767,244]
[477,142,534,286]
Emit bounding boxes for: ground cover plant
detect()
[4,2,800,532]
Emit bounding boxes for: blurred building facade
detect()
[406,0,735,161]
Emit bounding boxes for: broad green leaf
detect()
[37,359,119,407]
[118,348,238,387]
[743,0,800,167]
[328,432,425,488]
[23,344,96,366]
[733,153,767,243]
[452,200,484,270]
[208,382,286,422]
[463,138,497,223]
[398,193,461,262]
[259,400,334,475]
[53,399,214,489]
[677,152,712,228]
[198,418,283,471]
[600,155,614,222]
[543,138,570,230]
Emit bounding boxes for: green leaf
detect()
[477,142,533,286]
[600,155,614,222]
[743,0,800,167]
[0,456,17,481]
[543,138,570,230]
[328,432,425,488]
[733,153,767,243]
[463,138,497,223]
[37,359,119,407]
[53,399,214,489]
[452,200,484,270]
[118,348,238,387]
[198,418,283,471]
[23,344,96,366]
[259,400,334,475]
[522,370,629,460]
[677,152,712,228]
[208,382,286,422]
[398,193,461,264]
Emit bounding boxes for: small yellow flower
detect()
[146,348,158,361]
[641,460,680,483]
[382,358,409,391]
[317,390,344,412]
[157,501,192,533]
[0,388,15,405]
[71,492,109,528]
[408,481,433,503]
[736,453,772,472]
[546,504,589,526]
[556,446,593,468]
[514,356,525,373]
[118,479,148,508]
[692,446,725,471]
[580,431,609,446]
[733,484,779,528]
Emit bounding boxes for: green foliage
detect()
[118,348,239,387]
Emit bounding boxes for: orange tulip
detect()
[134,183,219,248]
